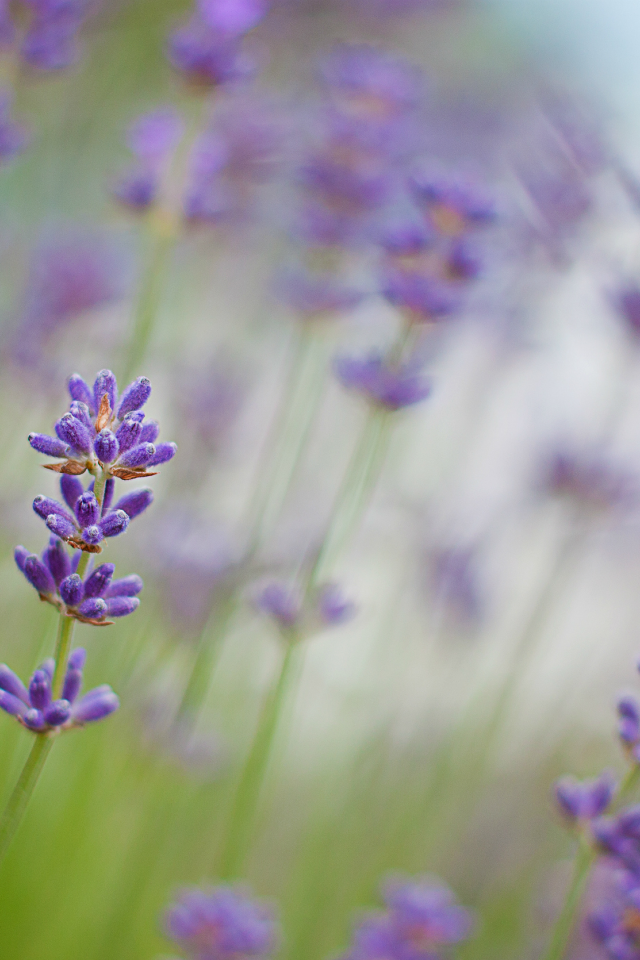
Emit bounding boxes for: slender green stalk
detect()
[0,734,54,865]
[178,591,238,719]
[51,614,76,699]
[307,407,391,590]
[218,641,299,879]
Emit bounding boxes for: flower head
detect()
[114,108,185,212]
[164,884,280,960]
[554,772,616,823]
[0,648,119,732]
[167,15,254,88]
[254,579,356,633]
[335,353,431,410]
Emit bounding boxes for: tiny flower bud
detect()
[60,573,84,606]
[73,688,119,723]
[81,525,103,545]
[93,429,119,464]
[93,369,118,417]
[118,443,156,469]
[0,665,28,703]
[47,513,77,540]
[106,575,143,597]
[67,648,86,671]
[14,546,30,572]
[23,709,45,730]
[29,669,51,710]
[33,496,74,524]
[60,474,84,511]
[139,419,159,443]
[83,563,115,598]
[98,510,130,538]
[117,376,151,419]
[28,433,70,458]
[74,492,100,528]
[69,401,93,432]
[147,442,177,466]
[115,416,143,454]
[43,537,71,585]
[24,554,56,594]
[113,488,153,519]
[68,373,95,414]
[44,699,71,726]
[55,413,93,455]
[77,597,107,620]
[0,689,27,717]
[105,596,139,618]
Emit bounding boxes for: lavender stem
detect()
[0,734,54,865]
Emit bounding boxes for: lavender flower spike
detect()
[0,651,119,732]
[334,354,432,411]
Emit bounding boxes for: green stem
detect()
[178,592,237,720]
[307,407,391,590]
[218,641,299,879]
[0,734,55,865]
[52,614,76,699]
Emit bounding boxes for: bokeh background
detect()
[1,1,640,957]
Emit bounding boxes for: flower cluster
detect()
[167,0,267,89]
[254,579,356,634]
[15,535,143,624]
[334,353,431,410]
[554,772,616,824]
[164,884,280,960]
[28,369,176,487]
[0,649,118,732]
[0,0,93,72]
[339,874,474,960]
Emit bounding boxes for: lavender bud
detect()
[98,510,130,538]
[75,492,100,528]
[105,596,140,618]
[0,689,27,717]
[28,433,70,458]
[117,377,151,419]
[60,474,84,511]
[77,598,107,620]
[60,574,84,607]
[118,443,155,469]
[62,669,82,704]
[102,478,115,513]
[72,688,119,723]
[93,429,119,464]
[317,583,356,626]
[47,513,77,540]
[83,563,115,598]
[67,648,86,671]
[93,369,118,416]
[55,413,92,455]
[29,669,51,710]
[43,537,71,584]
[23,709,45,731]
[256,582,301,628]
[81,525,103,545]
[44,699,71,727]
[114,415,143,454]
[0,665,29,703]
[147,442,176,467]
[106,575,143,598]
[69,401,93,432]
[24,554,56,594]
[40,659,54,681]
[139,419,159,443]
[14,545,30,572]
[68,374,95,414]
[113,488,153,519]
[33,496,74,524]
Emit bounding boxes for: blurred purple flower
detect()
[114,108,185,212]
[335,353,431,410]
[541,449,638,512]
[167,15,254,88]
[276,266,365,319]
[409,165,496,235]
[164,884,280,960]
[198,0,268,35]
[554,772,616,823]
[321,44,422,122]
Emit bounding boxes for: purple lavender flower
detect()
[409,166,496,235]
[618,696,640,761]
[20,0,91,71]
[541,449,637,512]
[15,533,142,622]
[254,579,356,633]
[167,15,254,89]
[316,582,356,626]
[0,648,118,732]
[340,874,473,960]
[164,884,280,960]
[198,0,268,36]
[113,108,185,212]
[334,353,431,410]
[254,581,302,630]
[382,269,460,324]
[554,772,616,823]
[321,44,421,122]
[276,266,365,320]
[27,369,176,492]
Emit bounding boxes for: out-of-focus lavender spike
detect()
[147,442,177,466]
[334,354,432,410]
[67,648,86,672]
[382,270,460,323]
[60,573,84,607]
[72,688,119,723]
[105,596,139,618]
[24,554,56,594]
[166,18,254,88]
[47,513,77,540]
[74,492,100,529]
[139,419,159,444]
[77,597,107,620]
[0,690,27,718]
[28,433,70,458]
[93,430,119,464]
[55,413,93,455]
[106,575,143,598]
[117,377,151,419]
[317,582,356,626]
[255,581,302,629]
[14,545,30,572]
[68,373,95,414]
[83,563,115,598]
[118,443,156,469]
[114,415,143,454]
[43,537,71,584]
[28,669,51,710]
[98,510,130,539]
[0,665,29,704]
[60,474,84,511]
[113,488,153,520]
[93,369,117,415]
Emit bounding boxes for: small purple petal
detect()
[24,554,56,594]
[29,669,51,710]
[106,575,143,598]
[60,474,84,511]
[60,574,84,606]
[117,377,151,419]
[0,689,27,717]
[98,510,130,538]
[0,665,29,704]
[14,545,30,572]
[93,369,118,415]
[74,492,100,528]
[68,373,95,414]
[69,400,93,432]
[113,488,153,519]
[139,419,159,443]
[80,525,103,545]
[105,596,139,618]
[28,433,70,458]
[72,688,119,723]
[43,537,71,584]
[55,413,93,455]
[47,513,78,540]
[77,597,107,620]
[83,563,115,598]
[118,442,156,469]
[146,442,176,467]
[93,429,119,464]
[23,708,45,730]
[33,495,75,524]
[114,416,142,454]
[44,699,71,726]
[67,648,86,671]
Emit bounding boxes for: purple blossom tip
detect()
[55,412,92,455]
[0,689,27,717]
[14,545,30,572]
[72,687,119,723]
[93,369,118,416]
[105,596,139,618]
[118,442,156,469]
[43,537,72,584]
[46,512,77,540]
[75,491,100,528]
[117,376,151,419]
[106,574,143,598]
[28,432,70,458]
[28,669,51,710]
[0,665,28,703]
[147,442,177,467]
[98,509,130,538]
[60,474,84,510]
[44,699,71,726]
[77,597,108,620]
[113,488,153,519]
[334,354,432,410]
[67,647,86,671]
[24,554,56,595]
[554,771,616,822]
[60,573,84,606]
[93,429,119,464]
[68,374,95,413]
[83,563,115,598]
[255,581,301,628]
